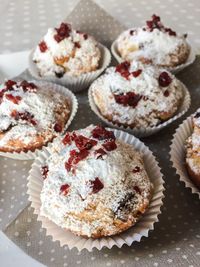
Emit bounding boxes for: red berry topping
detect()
[62,132,72,145]
[132,166,141,173]
[164,90,170,97]
[146,14,161,31]
[83,33,88,40]
[102,140,117,151]
[54,22,71,43]
[115,61,131,80]
[90,177,104,194]
[65,149,89,172]
[39,40,48,52]
[114,92,142,108]
[60,184,70,196]
[91,126,115,140]
[41,165,49,179]
[54,123,63,133]
[95,148,107,159]
[165,27,176,36]
[133,185,141,194]
[11,111,37,125]
[20,80,37,92]
[158,71,172,87]
[5,80,17,90]
[132,69,142,78]
[5,94,22,104]
[72,133,97,150]
[74,42,81,48]
[129,30,135,35]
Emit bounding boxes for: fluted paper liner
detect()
[29,44,111,93]
[88,78,191,138]
[170,115,200,198]
[0,80,78,160]
[27,128,165,251]
[111,39,196,74]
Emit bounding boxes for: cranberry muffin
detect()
[40,125,152,238]
[33,22,101,78]
[91,61,183,128]
[186,110,200,189]
[0,80,70,153]
[115,14,190,68]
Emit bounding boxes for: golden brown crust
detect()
[185,162,200,189]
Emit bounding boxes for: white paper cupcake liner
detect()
[88,78,191,138]
[29,43,111,93]
[111,39,196,74]
[27,128,165,252]
[170,115,200,198]
[0,80,78,160]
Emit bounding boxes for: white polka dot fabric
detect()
[1,0,200,266]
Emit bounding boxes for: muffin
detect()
[115,14,190,68]
[40,125,153,238]
[186,110,200,189]
[0,80,71,153]
[91,61,184,128]
[32,22,101,78]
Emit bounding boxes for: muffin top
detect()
[40,125,152,238]
[116,14,189,67]
[91,61,183,127]
[0,80,70,152]
[33,22,101,77]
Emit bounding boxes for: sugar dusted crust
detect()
[0,80,70,153]
[40,125,153,238]
[91,61,183,128]
[33,22,101,77]
[116,15,190,68]
[186,112,200,189]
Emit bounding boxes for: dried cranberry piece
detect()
[65,149,89,172]
[115,61,131,80]
[164,90,170,97]
[41,165,49,179]
[91,126,115,140]
[95,148,107,159]
[146,14,162,31]
[54,123,63,133]
[132,69,142,78]
[20,81,37,92]
[114,92,142,108]
[132,166,141,173]
[73,149,89,164]
[62,132,72,145]
[165,27,176,36]
[39,40,48,52]
[54,22,71,43]
[5,80,17,90]
[5,94,22,104]
[83,33,88,40]
[60,184,70,196]
[72,133,97,150]
[158,72,172,87]
[11,111,37,125]
[134,186,141,194]
[102,140,117,151]
[74,42,81,48]
[90,177,104,193]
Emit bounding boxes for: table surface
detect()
[0,1,200,267]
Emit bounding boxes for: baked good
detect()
[115,14,190,68]
[40,125,153,238]
[186,110,200,189]
[33,22,101,77]
[91,61,183,128]
[0,80,70,153]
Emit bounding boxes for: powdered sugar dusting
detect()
[92,61,183,127]
[33,23,101,77]
[40,125,152,237]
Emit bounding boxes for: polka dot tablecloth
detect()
[0,0,200,266]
